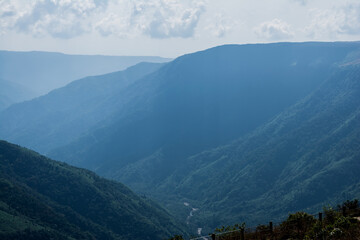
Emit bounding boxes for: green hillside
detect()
[49,42,360,195]
[1,42,360,236]
[159,63,360,231]
[0,140,187,239]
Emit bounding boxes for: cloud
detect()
[13,0,107,39]
[306,3,360,39]
[206,13,234,38]
[1,0,107,38]
[1,11,16,18]
[0,1,33,36]
[291,0,307,6]
[1,0,205,39]
[0,1,19,35]
[254,18,294,40]
[143,1,205,39]
[95,0,206,39]
[95,13,127,37]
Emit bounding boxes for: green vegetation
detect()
[170,200,360,240]
[244,200,360,240]
[156,63,360,231]
[50,42,359,187]
[2,42,360,236]
[0,140,187,239]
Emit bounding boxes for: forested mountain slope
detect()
[0,62,165,153]
[49,42,360,195]
[1,42,360,234]
[0,140,187,239]
[161,62,360,229]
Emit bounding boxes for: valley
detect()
[1,41,360,238]
[2,0,360,239]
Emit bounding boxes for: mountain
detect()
[0,79,34,111]
[0,62,166,153]
[0,140,187,239]
[0,50,170,98]
[1,42,360,233]
[157,62,360,230]
[48,42,360,192]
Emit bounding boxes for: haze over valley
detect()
[1,0,360,239]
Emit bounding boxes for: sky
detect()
[0,0,360,58]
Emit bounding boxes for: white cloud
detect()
[94,0,206,39]
[0,0,22,35]
[1,0,206,39]
[0,0,108,38]
[3,0,360,57]
[206,13,234,38]
[254,18,294,40]
[306,3,360,39]
[144,1,205,38]
[95,12,128,38]
[291,0,308,6]
[17,0,104,39]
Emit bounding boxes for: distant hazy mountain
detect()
[0,79,34,111]
[1,42,360,232]
[0,50,171,98]
[48,42,360,191]
[0,62,166,153]
[158,62,360,229]
[0,140,187,239]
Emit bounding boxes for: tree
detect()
[280,212,315,239]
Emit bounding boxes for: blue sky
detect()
[1,0,359,57]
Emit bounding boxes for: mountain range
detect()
[0,62,165,153]
[1,41,360,234]
[159,61,360,231]
[0,50,170,110]
[0,79,34,111]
